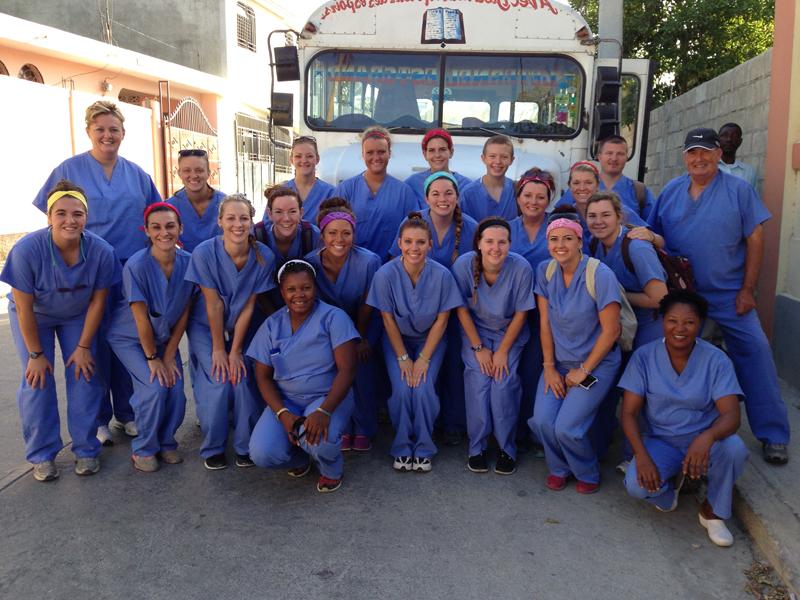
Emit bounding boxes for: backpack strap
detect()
[633,180,647,213]
[584,257,599,300]
[620,234,636,275]
[588,237,599,256]
[253,221,267,245]
[545,259,557,282]
[300,220,314,256]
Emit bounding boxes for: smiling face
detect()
[280,271,316,317]
[178,156,210,194]
[362,137,391,175]
[663,302,701,353]
[48,196,87,244]
[598,141,628,177]
[683,147,722,181]
[569,169,599,206]
[425,178,459,218]
[267,195,302,239]
[481,143,514,178]
[398,225,431,267]
[218,201,252,245]
[424,137,453,172]
[586,199,621,243]
[145,209,182,252]
[547,227,582,266]
[516,181,549,220]
[291,142,320,178]
[478,225,510,270]
[86,114,125,162]
[321,219,354,259]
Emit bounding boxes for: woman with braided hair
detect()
[452,218,535,475]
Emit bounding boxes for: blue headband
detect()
[423,171,459,196]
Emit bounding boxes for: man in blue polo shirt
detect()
[648,127,790,465]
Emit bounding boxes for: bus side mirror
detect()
[591,66,621,155]
[271,93,293,126]
[274,46,300,82]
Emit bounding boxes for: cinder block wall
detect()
[644,49,772,195]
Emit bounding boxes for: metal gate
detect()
[159,82,220,198]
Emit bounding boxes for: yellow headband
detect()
[47,190,88,213]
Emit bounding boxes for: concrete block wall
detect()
[644,49,772,195]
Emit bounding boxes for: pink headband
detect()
[570,161,599,177]
[546,218,583,239]
[319,211,356,232]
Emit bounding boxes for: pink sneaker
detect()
[545,474,568,491]
[576,480,600,495]
[352,435,372,452]
[340,434,352,451]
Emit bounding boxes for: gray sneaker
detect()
[131,454,159,473]
[32,461,59,482]
[74,457,100,476]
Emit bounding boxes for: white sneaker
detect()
[699,513,734,547]
[32,460,59,482]
[393,456,413,472]
[412,456,432,473]
[111,419,138,437]
[96,425,114,446]
[615,459,630,475]
[74,457,100,476]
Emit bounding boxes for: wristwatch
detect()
[145,352,158,361]
[397,353,410,362]
[470,343,484,352]
[29,350,44,359]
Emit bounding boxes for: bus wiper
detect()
[446,125,504,136]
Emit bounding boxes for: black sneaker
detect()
[467,451,489,473]
[235,454,255,468]
[494,451,517,475]
[444,430,463,447]
[763,443,789,465]
[204,453,228,470]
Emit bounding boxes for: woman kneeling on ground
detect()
[247,260,359,493]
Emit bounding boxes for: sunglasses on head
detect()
[546,212,581,225]
[178,148,208,158]
[293,135,317,144]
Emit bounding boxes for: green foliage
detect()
[570,0,774,105]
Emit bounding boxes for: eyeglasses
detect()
[546,212,581,225]
[178,148,208,158]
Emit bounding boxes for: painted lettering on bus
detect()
[320,0,558,20]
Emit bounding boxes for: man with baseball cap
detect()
[647,127,790,465]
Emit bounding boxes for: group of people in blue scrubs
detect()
[5,107,790,545]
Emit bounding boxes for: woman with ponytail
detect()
[184,194,277,470]
[452,218,536,475]
[367,213,463,472]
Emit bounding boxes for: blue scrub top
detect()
[334,173,420,262]
[590,228,666,325]
[388,208,478,268]
[284,178,336,226]
[305,245,381,321]
[246,300,359,401]
[404,169,472,205]
[367,258,464,343]
[259,222,321,262]
[534,255,621,364]
[107,247,196,345]
[509,216,550,273]
[33,152,162,261]
[1,228,120,320]
[460,177,518,222]
[452,251,536,345]
[167,188,225,253]
[185,236,276,332]
[648,171,770,297]
[600,175,656,220]
[619,338,743,438]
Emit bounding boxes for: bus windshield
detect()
[306,51,583,138]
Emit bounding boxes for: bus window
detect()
[620,74,641,159]
[498,101,539,123]
[443,100,491,127]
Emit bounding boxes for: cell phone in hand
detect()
[578,373,597,390]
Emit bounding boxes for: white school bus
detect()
[270,0,652,197]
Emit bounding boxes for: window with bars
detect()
[236,3,256,52]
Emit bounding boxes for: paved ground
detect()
[0,318,784,600]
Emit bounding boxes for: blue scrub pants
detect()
[249,393,354,480]
[187,325,263,458]
[531,356,621,484]
[97,287,134,426]
[111,338,186,457]
[438,316,467,434]
[624,433,748,518]
[706,293,790,445]
[9,310,102,463]
[350,349,382,439]
[517,312,543,443]
[461,332,523,459]
[382,336,445,458]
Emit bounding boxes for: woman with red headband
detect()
[106,203,196,472]
[404,129,472,205]
[334,126,419,261]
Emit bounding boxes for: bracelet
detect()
[470,343,484,352]
[77,344,91,350]
[397,353,410,362]
[315,407,332,417]
[579,363,592,376]
[275,407,289,419]
[418,352,430,364]
[543,361,555,367]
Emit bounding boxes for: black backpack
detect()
[253,219,315,263]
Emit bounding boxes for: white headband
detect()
[277,259,317,284]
